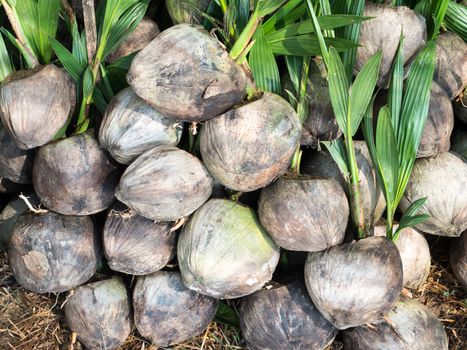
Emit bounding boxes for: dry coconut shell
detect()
[239,281,338,350]
[400,152,467,237]
[451,130,467,159]
[356,2,426,88]
[453,93,467,124]
[133,271,218,347]
[434,31,467,100]
[304,236,403,329]
[166,0,211,24]
[178,198,280,299]
[99,87,182,164]
[200,92,301,192]
[258,175,349,252]
[450,231,467,288]
[33,129,119,215]
[65,278,132,350]
[8,212,100,293]
[343,296,448,350]
[103,204,176,275]
[128,23,247,122]
[115,146,213,221]
[0,65,71,149]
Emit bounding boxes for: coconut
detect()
[343,296,448,350]
[33,130,119,215]
[8,212,100,293]
[356,2,426,87]
[450,231,467,288]
[65,278,132,350]
[0,65,71,149]
[434,31,467,100]
[258,175,349,252]
[373,225,430,289]
[304,236,403,329]
[178,198,280,299]
[239,281,337,350]
[166,0,211,24]
[99,87,182,164]
[133,271,218,347]
[400,152,467,237]
[451,130,467,159]
[128,24,247,122]
[453,93,467,124]
[200,92,301,192]
[115,146,212,221]
[103,204,176,275]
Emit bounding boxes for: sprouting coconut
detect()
[128,24,248,122]
[400,152,467,237]
[343,296,448,350]
[166,0,211,24]
[304,236,403,329]
[0,65,72,149]
[239,281,338,350]
[258,175,349,252]
[200,92,301,192]
[103,203,177,275]
[33,130,119,216]
[116,146,213,221]
[356,2,426,87]
[453,93,467,124]
[450,231,467,288]
[99,87,182,164]
[8,212,100,293]
[178,198,280,299]
[451,130,467,159]
[133,271,218,347]
[65,278,132,350]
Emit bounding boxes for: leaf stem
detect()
[230,10,260,62]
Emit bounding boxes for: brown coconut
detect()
[258,175,349,252]
[128,24,248,122]
[450,231,467,288]
[400,152,467,237]
[65,278,132,350]
[0,65,71,149]
[239,281,338,350]
[99,87,182,164]
[166,0,211,24]
[115,146,212,221]
[8,212,100,293]
[200,92,301,192]
[133,271,218,347]
[33,130,119,215]
[304,236,403,329]
[451,130,467,159]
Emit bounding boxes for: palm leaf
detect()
[0,31,14,81]
[263,0,304,34]
[322,138,350,179]
[445,1,467,41]
[50,37,86,83]
[388,34,404,137]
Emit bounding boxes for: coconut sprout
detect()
[99,87,182,164]
[133,271,218,347]
[343,296,448,350]
[178,198,280,299]
[8,212,100,293]
[400,152,467,237]
[103,204,176,275]
[200,92,301,192]
[33,130,119,215]
[116,146,213,221]
[128,24,248,122]
[239,281,337,350]
[65,278,132,350]
[450,231,467,288]
[258,175,349,252]
[166,0,211,24]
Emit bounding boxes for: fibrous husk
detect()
[343,296,448,350]
[65,278,132,350]
[304,236,403,329]
[453,93,467,124]
[103,203,176,275]
[166,0,211,24]
[98,87,182,164]
[451,130,467,159]
[400,152,467,237]
[128,24,247,122]
[8,212,100,293]
[434,31,467,100]
[133,271,218,347]
[178,198,280,299]
[200,92,301,192]
[356,2,426,88]
[0,65,71,149]
[116,146,213,221]
[239,281,338,350]
[258,175,349,252]
[33,130,119,215]
[450,231,467,288]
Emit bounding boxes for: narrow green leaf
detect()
[82,67,94,99]
[388,34,404,137]
[269,36,357,56]
[263,0,304,34]
[106,53,136,71]
[0,28,36,68]
[257,0,286,17]
[92,87,109,114]
[50,37,85,82]
[322,138,350,179]
[445,1,467,41]
[0,32,14,81]
[99,65,114,101]
[327,46,349,134]
[214,301,240,327]
[306,0,329,65]
[285,55,302,95]
[36,0,61,63]
[401,197,427,218]
[432,0,449,38]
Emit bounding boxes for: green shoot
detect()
[445,1,467,41]
[0,32,14,81]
